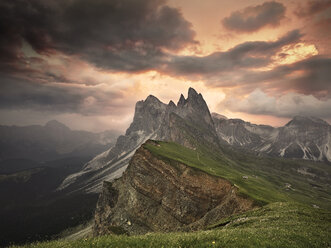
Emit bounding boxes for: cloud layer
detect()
[0,75,135,115]
[0,0,197,72]
[220,89,331,118]
[0,0,330,130]
[222,1,286,32]
[165,30,302,76]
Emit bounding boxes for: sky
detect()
[0,0,330,132]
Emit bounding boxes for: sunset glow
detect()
[0,0,330,131]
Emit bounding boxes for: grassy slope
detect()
[145,141,331,209]
[12,202,331,248]
[13,141,331,248]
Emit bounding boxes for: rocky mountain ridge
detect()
[59,88,331,194]
[58,88,220,193]
[93,140,254,235]
[212,114,331,163]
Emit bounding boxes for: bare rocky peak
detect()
[59,88,219,193]
[211,112,228,120]
[45,120,70,131]
[59,89,331,194]
[126,95,167,135]
[286,116,330,127]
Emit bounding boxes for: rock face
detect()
[212,114,331,163]
[269,116,331,161]
[59,88,220,193]
[93,140,254,235]
[59,88,331,194]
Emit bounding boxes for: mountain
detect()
[60,89,331,195]
[3,88,331,246]
[58,88,220,193]
[212,115,331,163]
[93,139,330,237]
[0,120,120,166]
[93,140,254,236]
[0,121,120,247]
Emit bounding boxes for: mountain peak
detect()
[168,100,176,108]
[211,112,228,120]
[45,120,70,130]
[145,95,161,104]
[286,116,329,127]
[177,94,186,107]
[188,87,198,98]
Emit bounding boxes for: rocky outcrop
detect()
[59,88,331,194]
[93,140,254,235]
[59,88,220,193]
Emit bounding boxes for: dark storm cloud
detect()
[0,0,197,72]
[234,56,331,98]
[222,1,286,32]
[295,0,331,18]
[165,30,302,76]
[293,0,331,56]
[0,75,132,115]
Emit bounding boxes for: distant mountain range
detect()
[0,120,120,171]
[213,114,331,162]
[0,121,120,247]
[58,88,331,195]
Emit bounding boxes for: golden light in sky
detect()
[0,0,330,131]
[273,43,319,65]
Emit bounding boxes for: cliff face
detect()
[93,140,254,235]
[59,88,219,193]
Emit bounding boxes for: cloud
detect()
[164,30,302,76]
[0,75,136,115]
[233,56,331,98]
[220,89,331,118]
[222,1,286,33]
[294,0,331,18]
[293,0,331,56]
[0,0,197,72]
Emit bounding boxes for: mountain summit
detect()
[285,116,330,127]
[58,89,331,194]
[45,120,71,131]
[58,88,219,193]
[213,115,331,162]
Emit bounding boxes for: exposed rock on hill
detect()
[59,88,220,193]
[59,88,331,194]
[93,140,254,235]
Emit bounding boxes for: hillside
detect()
[4,89,331,247]
[93,140,255,236]
[90,138,330,238]
[11,202,331,248]
[10,139,331,247]
[145,141,331,209]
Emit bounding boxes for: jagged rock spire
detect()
[177,94,186,107]
[188,87,198,98]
